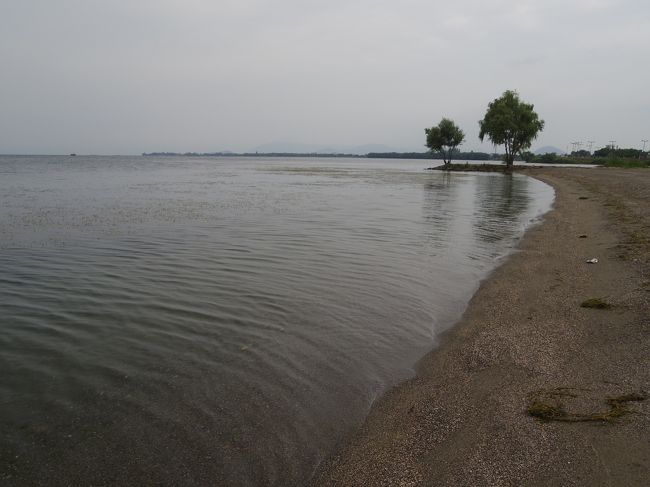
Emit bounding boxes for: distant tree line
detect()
[142,151,364,158]
[593,147,644,159]
[145,150,498,160]
[367,150,494,160]
[522,147,648,167]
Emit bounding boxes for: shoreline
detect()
[312,168,650,486]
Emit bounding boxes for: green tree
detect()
[425,118,465,166]
[539,152,558,164]
[594,147,613,157]
[521,151,535,163]
[478,90,545,171]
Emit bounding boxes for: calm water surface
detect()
[0,156,553,485]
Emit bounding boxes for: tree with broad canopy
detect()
[478,90,544,171]
[425,118,465,167]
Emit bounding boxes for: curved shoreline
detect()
[312,168,650,486]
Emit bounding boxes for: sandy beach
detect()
[313,168,650,486]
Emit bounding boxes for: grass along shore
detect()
[312,168,650,486]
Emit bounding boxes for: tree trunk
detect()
[504,149,515,174]
[504,154,514,173]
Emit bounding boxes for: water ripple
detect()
[0,155,553,485]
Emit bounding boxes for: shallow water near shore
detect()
[0,156,553,485]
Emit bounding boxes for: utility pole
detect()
[587,141,595,154]
[609,140,616,151]
[641,139,648,159]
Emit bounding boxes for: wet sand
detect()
[312,168,650,486]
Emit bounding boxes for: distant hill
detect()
[252,142,406,155]
[534,145,565,155]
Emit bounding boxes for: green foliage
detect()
[524,153,587,164]
[538,152,558,163]
[594,147,644,159]
[521,151,535,163]
[521,151,648,167]
[603,158,649,168]
[615,148,642,158]
[424,118,465,166]
[478,90,545,170]
[593,147,613,157]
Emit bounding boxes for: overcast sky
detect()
[1,0,648,154]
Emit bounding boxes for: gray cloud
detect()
[1,0,648,154]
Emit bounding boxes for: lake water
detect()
[0,156,553,485]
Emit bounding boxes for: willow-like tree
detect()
[425,118,465,167]
[478,90,544,172]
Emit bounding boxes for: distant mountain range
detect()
[251,142,409,155]
[533,145,565,155]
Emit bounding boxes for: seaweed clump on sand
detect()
[527,388,647,422]
[580,298,612,309]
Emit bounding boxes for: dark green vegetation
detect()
[602,157,650,168]
[522,148,649,168]
[594,147,644,158]
[528,388,647,422]
[580,297,612,309]
[479,90,545,171]
[424,118,465,166]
